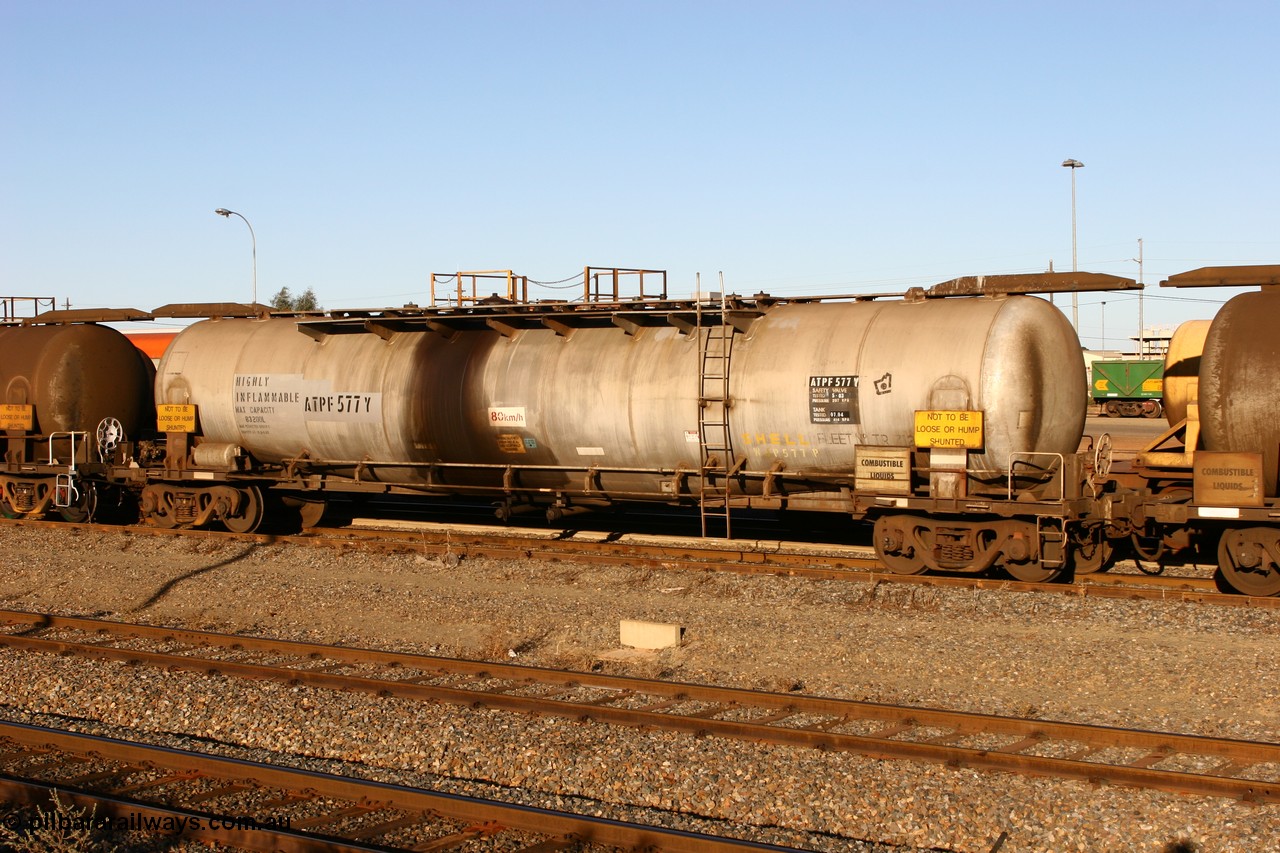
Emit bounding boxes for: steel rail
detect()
[4,517,1266,608]
[309,523,1237,600]
[0,719,809,853]
[2,610,1276,804]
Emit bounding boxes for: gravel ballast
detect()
[1,523,1277,852]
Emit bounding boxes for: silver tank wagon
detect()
[152,286,1101,581]
[155,294,1084,496]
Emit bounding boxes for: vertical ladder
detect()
[697,278,734,537]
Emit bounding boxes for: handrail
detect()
[45,431,87,472]
[1006,451,1064,501]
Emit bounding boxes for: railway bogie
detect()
[1218,528,1280,597]
[874,514,1066,582]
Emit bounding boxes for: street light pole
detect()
[1061,159,1084,332]
[214,208,257,305]
[1134,237,1144,356]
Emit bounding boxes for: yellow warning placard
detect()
[0,404,33,431]
[157,404,197,433]
[914,410,984,449]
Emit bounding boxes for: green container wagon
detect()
[1091,359,1164,418]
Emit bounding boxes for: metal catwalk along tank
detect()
[156,295,1084,491]
[0,323,154,438]
[1197,290,1280,497]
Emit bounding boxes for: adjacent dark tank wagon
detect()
[0,311,154,520]
[1132,265,1280,595]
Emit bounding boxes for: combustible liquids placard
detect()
[0,404,33,431]
[1194,451,1264,507]
[854,447,911,495]
[913,410,984,449]
[156,404,197,433]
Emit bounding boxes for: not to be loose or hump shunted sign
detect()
[913,410,984,449]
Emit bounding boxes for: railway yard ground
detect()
[2,418,1277,852]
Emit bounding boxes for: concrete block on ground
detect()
[619,619,684,650]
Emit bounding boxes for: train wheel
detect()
[1218,528,1280,596]
[149,509,179,528]
[1000,558,1061,583]
[1142,402,1164,419]
[296,498,326,529]
[1130,529,1166,574]
[995,525,1061,583]
[140,485,180,528]
[281,495,326,529]
[222,486,264,534]
[873,516,929,575]
[880,549,929,575]
[1103,401,1120,418]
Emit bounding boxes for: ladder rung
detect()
[698,310,732,538]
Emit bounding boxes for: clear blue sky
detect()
[3,1,1276,350]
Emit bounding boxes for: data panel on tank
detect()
[809,375,859,424]
[233,374,382,437]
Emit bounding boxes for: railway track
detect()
[3,515,1271,608]
[324,520,1255,603]
[0,719,806,853]
[2,610,1277,805]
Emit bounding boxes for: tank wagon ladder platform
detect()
[697,286,735,538]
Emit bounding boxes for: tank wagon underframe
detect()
[123,457,1100,515]
[118,448,1106,582]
